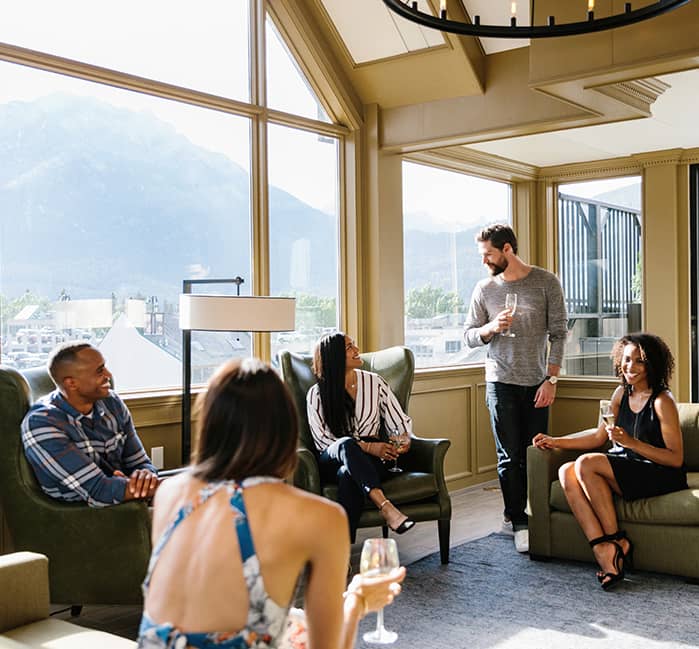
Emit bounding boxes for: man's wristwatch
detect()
[544,375,559,385]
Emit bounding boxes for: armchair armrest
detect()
[402,436,452,517]
[527,428,602,556]
[293,448,321,495]
[0,552,49,632]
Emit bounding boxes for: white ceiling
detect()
[319,0,445,64]
[465,68,699,167]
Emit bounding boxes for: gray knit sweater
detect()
[464,266,568,386]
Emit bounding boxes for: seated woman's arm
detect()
[532,386,623,451]
[306,386,338,453]
[378,376,413,453]
[303,499,405,649]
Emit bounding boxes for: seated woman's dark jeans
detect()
[319,436,392,541]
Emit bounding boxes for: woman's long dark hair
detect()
[611,332,674,395]
[312,332,355,439]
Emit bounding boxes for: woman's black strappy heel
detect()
[594,530,634,582]
[614,529,635,570]
[379,499,415,535]
[589,534,625,591]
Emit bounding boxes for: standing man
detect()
[465,224,567,553]
[22,342,159,507]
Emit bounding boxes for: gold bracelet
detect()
[342,589,368,617]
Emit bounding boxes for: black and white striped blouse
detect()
[306,369,413,452]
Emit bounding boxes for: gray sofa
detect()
[528,402,699,580]
[0,552,136,648]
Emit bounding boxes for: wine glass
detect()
[387,428,408,473]
[600,400,622,452]
[360,538,400,644]
[502,293,517,337]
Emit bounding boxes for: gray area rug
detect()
[358,533,699,649]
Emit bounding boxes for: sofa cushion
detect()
[322,472,438,505]
[550,476,699,525]
[1,618,136,649]
[0,553,48,634]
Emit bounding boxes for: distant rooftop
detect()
[12,305,39,321]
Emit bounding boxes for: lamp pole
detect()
[180,277,246,465]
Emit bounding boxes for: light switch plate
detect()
[151,446,164,470]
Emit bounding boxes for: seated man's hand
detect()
[115,469,161,500]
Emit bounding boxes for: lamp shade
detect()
[179,294,295,332]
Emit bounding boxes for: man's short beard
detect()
[488,261,507,276]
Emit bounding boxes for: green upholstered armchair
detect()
[0,365,151,606]
[279,346,452,563]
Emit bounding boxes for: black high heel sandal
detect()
[379,499,415,535]
[594,530,634,582]
[614,529,635,570]
[589,535,625,591]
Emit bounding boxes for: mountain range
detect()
[0,93,337,305]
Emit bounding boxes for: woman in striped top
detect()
[307,332,415,540]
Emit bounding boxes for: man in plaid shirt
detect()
[21,342,159,507]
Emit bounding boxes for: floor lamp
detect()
[179,281,296,465]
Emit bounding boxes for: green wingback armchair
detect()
[0,365,151,606]
[279,346,452,563]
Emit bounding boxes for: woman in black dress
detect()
[533,333,687,590]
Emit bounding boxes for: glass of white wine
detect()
[600,399,622,452]
[502,293,517,337]
[387,428,409,474]
[359,538,400,644]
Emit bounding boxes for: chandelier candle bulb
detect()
[588,0,595,9]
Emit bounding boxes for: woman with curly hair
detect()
[533,333,687,590]
[307,332,415,541]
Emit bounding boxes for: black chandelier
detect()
[382,0,692,39]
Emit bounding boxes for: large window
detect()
[557,176,642,377]
[402,162,512,368]
[0,1,342,391]
[268,124,339,361]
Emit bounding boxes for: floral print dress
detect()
[138,477,290,649]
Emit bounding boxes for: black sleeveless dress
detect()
[606,390,688,501]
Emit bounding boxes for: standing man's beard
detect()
[487,259,508,276]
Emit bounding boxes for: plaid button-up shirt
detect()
[21,389,157,507]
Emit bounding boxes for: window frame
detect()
[0,0,355,396]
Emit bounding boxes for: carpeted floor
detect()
[357,533,699,649]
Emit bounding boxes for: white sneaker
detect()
[514,529,529,553]
[500,518,514,536]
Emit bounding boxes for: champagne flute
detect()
[502,293,517,337]
[360,538,400,644]
[387,428,408,473]
[600,400,621,452]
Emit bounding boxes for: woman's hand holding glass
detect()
[345,568,405,616]
[363,440,398,462]
[600,400,622,452]
[359,539,404,644]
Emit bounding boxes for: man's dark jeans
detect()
[486,381,548,531]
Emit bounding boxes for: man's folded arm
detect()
[22,419,129,507]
